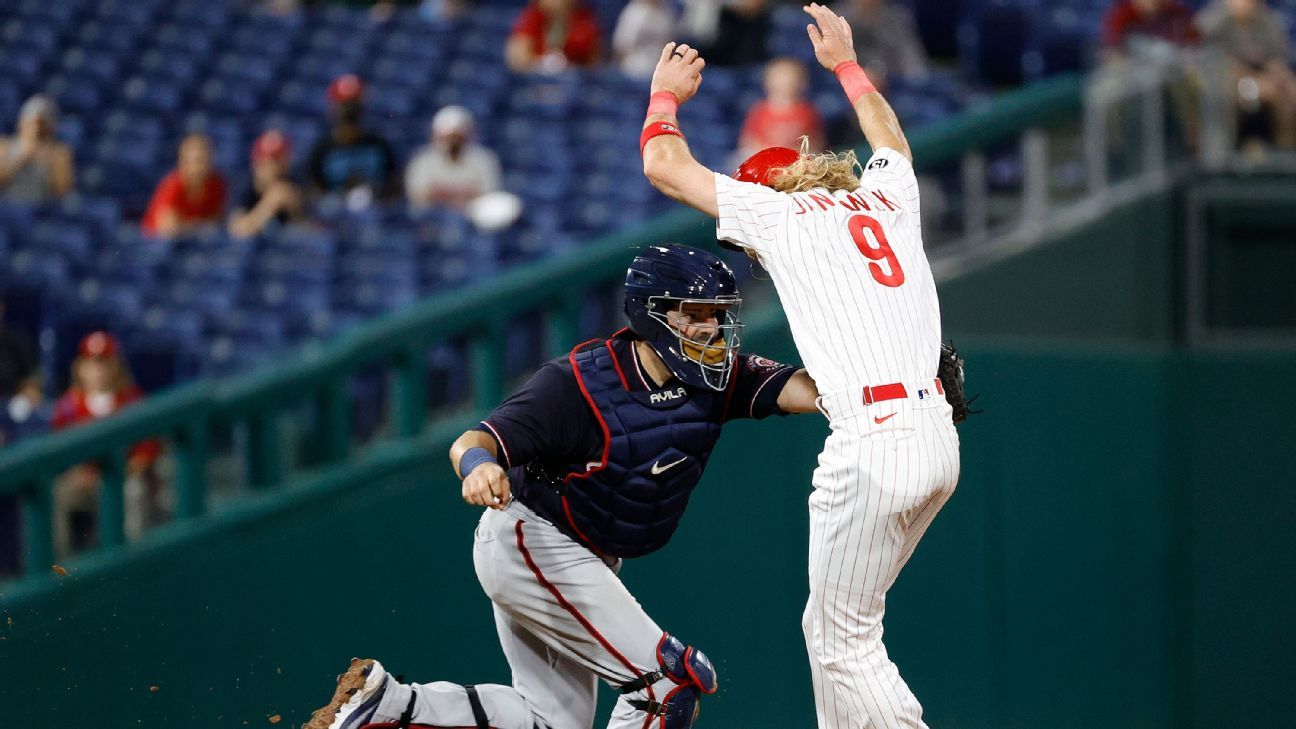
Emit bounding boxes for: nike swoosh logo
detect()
[650,456,688,475]
[873,413,897,425]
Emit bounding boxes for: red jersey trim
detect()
[478,420,512,470]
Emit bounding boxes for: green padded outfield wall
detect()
[3,187,1294,728]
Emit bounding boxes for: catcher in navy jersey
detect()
[304,244,820,729]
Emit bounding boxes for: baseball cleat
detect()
[304,658,389,729]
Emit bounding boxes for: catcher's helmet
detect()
[733,146,800,187]
[624,245,743,391]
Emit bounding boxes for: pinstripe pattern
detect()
[715,148,961,727]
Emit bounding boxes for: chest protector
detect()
[519,336,731,558]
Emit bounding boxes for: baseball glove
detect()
[938,341,980,426]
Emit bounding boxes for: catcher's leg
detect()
[303,658,542,729]
[479,503,716,729]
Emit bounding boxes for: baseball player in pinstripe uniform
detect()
[640,5,961,727]
[303,245,823,729]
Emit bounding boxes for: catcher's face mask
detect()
[648,296,743,390]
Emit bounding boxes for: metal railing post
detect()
[174,420,208,519]
[547,291,583,360]
[98,451,126,548]
[393,348,428,438]
[246,412,283,489]
[1021,128,1050,229]
[312,383,350,465]
[1141,74,1167,178]
[961,152,989,241]
[1084,83,1110,201]
[471,322,507,413]
[21,477,53,574]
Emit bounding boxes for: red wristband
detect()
[647,90,680,117]
[833,61,877,103]
[640,121,685,155]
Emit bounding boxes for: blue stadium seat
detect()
[122,77,184,114]
[97,0,161,27]
[47,75,107,114]
[199,79,262,115]
[137,49,201,85]
[2,21,60,57]
[153,23,217,56]
[30,221,95,261]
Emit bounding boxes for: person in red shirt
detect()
[52,332,164,555]
[738,57,825,159]
[1102,0,1200,58]
[141,133,227,237]
[506,0,603,72]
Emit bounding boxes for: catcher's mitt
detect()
[937,341,980,426]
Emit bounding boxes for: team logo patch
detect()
[867,157,889,170]
[746,355,780,372]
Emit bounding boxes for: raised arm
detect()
[804,3,911,162]
[640,43,719,218]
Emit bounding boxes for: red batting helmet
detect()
[733,147,800,187]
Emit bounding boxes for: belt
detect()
[817,378,944,421]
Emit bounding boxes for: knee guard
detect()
[619,633,718,729]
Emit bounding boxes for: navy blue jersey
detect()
[476,335,799,471]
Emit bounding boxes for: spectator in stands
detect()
[705,0,772,66]
[1101,0,1203,147]
[52,332,164,556]
[738,57,825,158]
[1198,0,1296,150]
[229,130,304,238]
[405,106,503,211]
[306,74,399,207]
[1102,0,1200,60]
[506,0,604,72]
[613,0,677,78]
[0,95,74,203]
[141,133,228,238]
[834,0,928,85]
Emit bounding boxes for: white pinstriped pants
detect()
[803,401,961,729]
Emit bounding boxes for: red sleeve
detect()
[1102,4,1134,49]
[565,8,603,65]
[140,172,181,234]
[512,5,544,40]
[51,392,83,430]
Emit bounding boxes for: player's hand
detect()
[462,462,511,510]
[804,3,857,71]
[650,42,705,106]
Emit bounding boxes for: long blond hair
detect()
[769,137,861,194]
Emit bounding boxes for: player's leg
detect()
[303,658,539,729]
[887,414,960,586]
[803,429,935,729]
[485,503,717,729]
[494,603,599,729]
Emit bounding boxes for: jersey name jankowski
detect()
[714,147,941,398]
